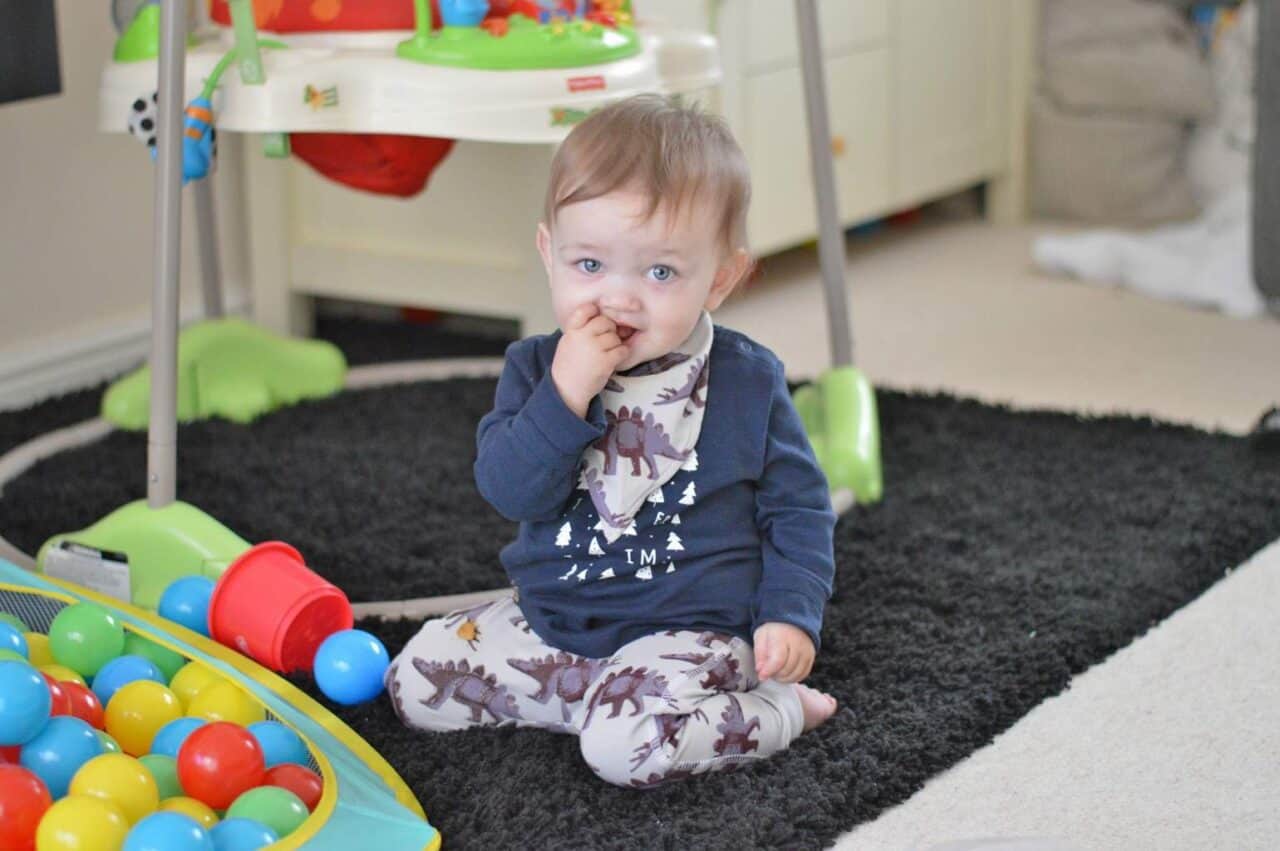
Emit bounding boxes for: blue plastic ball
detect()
[158,577,216,637]
[210,818,279,851]
[248,720,309,769]
[18,715,103,798]
[91,655,166,707]
[149,717,207,759]
[0,623,28,659]
[312,629,389,706]
[0,660,51,745]
[124,811,214,851]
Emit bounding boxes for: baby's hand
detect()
[551,304,630,418]
[753,622,816,684]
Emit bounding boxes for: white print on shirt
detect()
[556,523,572,547]
[559,563,578,581]
[681,449,699,471]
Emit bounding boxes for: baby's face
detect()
[537,189,743,371]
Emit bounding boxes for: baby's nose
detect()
[598,287,642,313]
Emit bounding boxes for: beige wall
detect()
[0,1,246,374]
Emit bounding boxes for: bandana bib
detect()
[579,312,713,543]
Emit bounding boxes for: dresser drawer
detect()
[744,0,888,71]
[744,49,892,254]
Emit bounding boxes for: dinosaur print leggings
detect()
[385,596,805,788]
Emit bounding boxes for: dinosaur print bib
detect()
[580,311,712,544]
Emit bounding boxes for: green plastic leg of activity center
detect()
[37,500,251,612]
[793,366,884,505]
[101,318,347,430]
[114,4,161,62]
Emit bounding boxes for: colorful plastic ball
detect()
[158,578,216,637]
[0,661,51,746]
[0,650,26,664]
[105,681,182,757]
[176,722,266,811]
[313,629,389,706]
[0,745,20,763]
[96,731,121,754]
[150,717,207,759]
[92,656,165,708]
[41,675,72,718]
[38,665,85,688]
[187,681,265,727]
[247,721,307,769]
[0,623,28,659]
[69,753,159,825]
[0,614,27,633]
[138,754,183,801]
[61,682,104,731]
[169,663,221,710]
[18,716,103,799]
[123,811,214,851]
[122,633,186,683]
[48,604,125,678]
[210,818,278,851]
[35,794,129,851]
[262,763,323,812]
[159,796,219,830]
[225,786,308,839]
[0,764,51,851]
[24,634,53,669]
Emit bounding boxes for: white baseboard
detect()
[0,290,250,412]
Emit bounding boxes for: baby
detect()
[387,94,837,788]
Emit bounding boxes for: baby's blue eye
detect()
[649,264,676,283]
[577,258,602,274]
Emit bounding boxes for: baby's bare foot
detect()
[795,682,837,732]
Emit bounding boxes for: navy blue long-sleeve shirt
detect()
[474,326,836,659]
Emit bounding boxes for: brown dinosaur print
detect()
[411,658,522,724]
[604,378,624,392]
[582,467,627,528]
[628,767,695,789]
[444,602,495,628]
[655,357,708,416]
[629,708,708,769]
[386,663,409,725]
[659,651,744,692]
[507,652,612,723]
[662,630,735,649]
[509,614,532,634]
[713,695,761,757]
[593,405,690,479]
[619,352,691,378]
[581,666,677,729]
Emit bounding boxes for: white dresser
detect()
[238,0,1036,335]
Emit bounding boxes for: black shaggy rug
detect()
[1,320,1279,849]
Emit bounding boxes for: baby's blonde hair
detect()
[544,94,751,257]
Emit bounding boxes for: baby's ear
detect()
[536,222,554,280]
[705,248,754,311]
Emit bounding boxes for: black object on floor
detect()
[2,366,1278,848]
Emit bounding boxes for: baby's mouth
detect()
[616,324,638,342]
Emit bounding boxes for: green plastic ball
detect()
[122,633,186,683]
[0,649,26,664]
[49,604,125,677]
[139,753,184,800]
[226,786,308,838]
[0,614,28,633]
[97,730,122,754]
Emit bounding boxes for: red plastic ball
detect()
[0,764,52,851]
[177,721,266,810]
[263,762,323,811]
[40,674,72,717]
[61,681,104,730]
[0,746,20,764]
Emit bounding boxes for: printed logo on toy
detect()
[567,75,606,93]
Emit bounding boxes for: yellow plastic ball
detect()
[187,680,266,726]
[38,664,86,687]
[35,795,129,851]
[25,632,54,668]
[104,680,182,756]
[160,796,220,830]
[169,661,221,709]
[68,753,159,826]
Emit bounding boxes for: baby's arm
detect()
[474,338,605,522]
[751,362,837,679]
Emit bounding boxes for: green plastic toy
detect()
[793,367,883,504]
[397,0,641,70]
[37,500,252,612]
[101,318,347,430]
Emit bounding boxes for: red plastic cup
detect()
[208,542,353,673]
